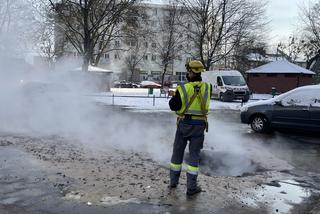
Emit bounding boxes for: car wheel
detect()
[250,115,270,133]
[219,93,224,102]
[242,94,250,102]
[242,98,249,102]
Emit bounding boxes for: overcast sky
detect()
[147,0,308,45]
[267,0,306,44]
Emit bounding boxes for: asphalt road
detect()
[0,107,320,213]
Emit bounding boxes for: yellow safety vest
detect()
[176,81,210,119]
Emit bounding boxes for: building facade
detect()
[246,60,315,94]
[54,1,196,85]
[103,2,195,83]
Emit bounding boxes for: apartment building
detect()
[54,1,196,84]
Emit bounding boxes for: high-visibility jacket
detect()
[176,81,210,118]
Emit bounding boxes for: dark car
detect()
[240,85,320,133]
[113,81,139,88]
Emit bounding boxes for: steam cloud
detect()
[0,55,174,163]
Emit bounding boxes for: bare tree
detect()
[28,1,59,70]
[151,2,185,87]
[0,0,37,57]
[47,0,136,72]
[232,39,267,72]
[123,49,141,81]
[123,41,147,82]
[36,18,59,69]
[0,0,11,33]
[122,4,149,82]
[178,0,267,71]
[300,1,320,70]
[276,36,305,63]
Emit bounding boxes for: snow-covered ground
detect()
[92,88,273,111]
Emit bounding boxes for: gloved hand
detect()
[169,90,176,97]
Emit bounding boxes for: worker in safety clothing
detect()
[169,60,211,196]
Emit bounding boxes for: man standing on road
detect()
[168,60,211,196]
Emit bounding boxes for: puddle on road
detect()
[243,180,312,214]
[0,197,21,205]
[100,196,141,206]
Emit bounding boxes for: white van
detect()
[202,70,250,102]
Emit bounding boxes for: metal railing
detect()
[92,93,171,106]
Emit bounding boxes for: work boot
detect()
[186,186,202,196]
[186,172,198,189]
[170,170,180,188]
[169,183,177,189]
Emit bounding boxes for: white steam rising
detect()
[0,0,286,170]
[0,56,174,163]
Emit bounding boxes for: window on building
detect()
[140,70,148,75]
[140,71,148,81]
[151,71,160,80]
[129,41,136,47]
[153,8,157,15]
[129,54,136,60]
[104,53,109,59]
[143,55,148,60]
[115,53,119,60]
[115,41,120,47]
[176,72,186,81]
[167,71,174,76]
[151,43,157,48]
[151,20,157,26]
[151,55,157,61]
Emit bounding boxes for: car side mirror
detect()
[275,100,283,106]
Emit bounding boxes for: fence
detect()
[93,93,171,107]
[91,90,272,108]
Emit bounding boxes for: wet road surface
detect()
[1,107,320,213]
[0,146,170,214]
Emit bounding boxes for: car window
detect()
[281,89,319,106]
[221,76,246,86]
[217,77,223,86]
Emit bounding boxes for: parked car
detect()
[113,81,139,88]
[202,70,250,102]
[240,85,320,133]
[140,81,161,88]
